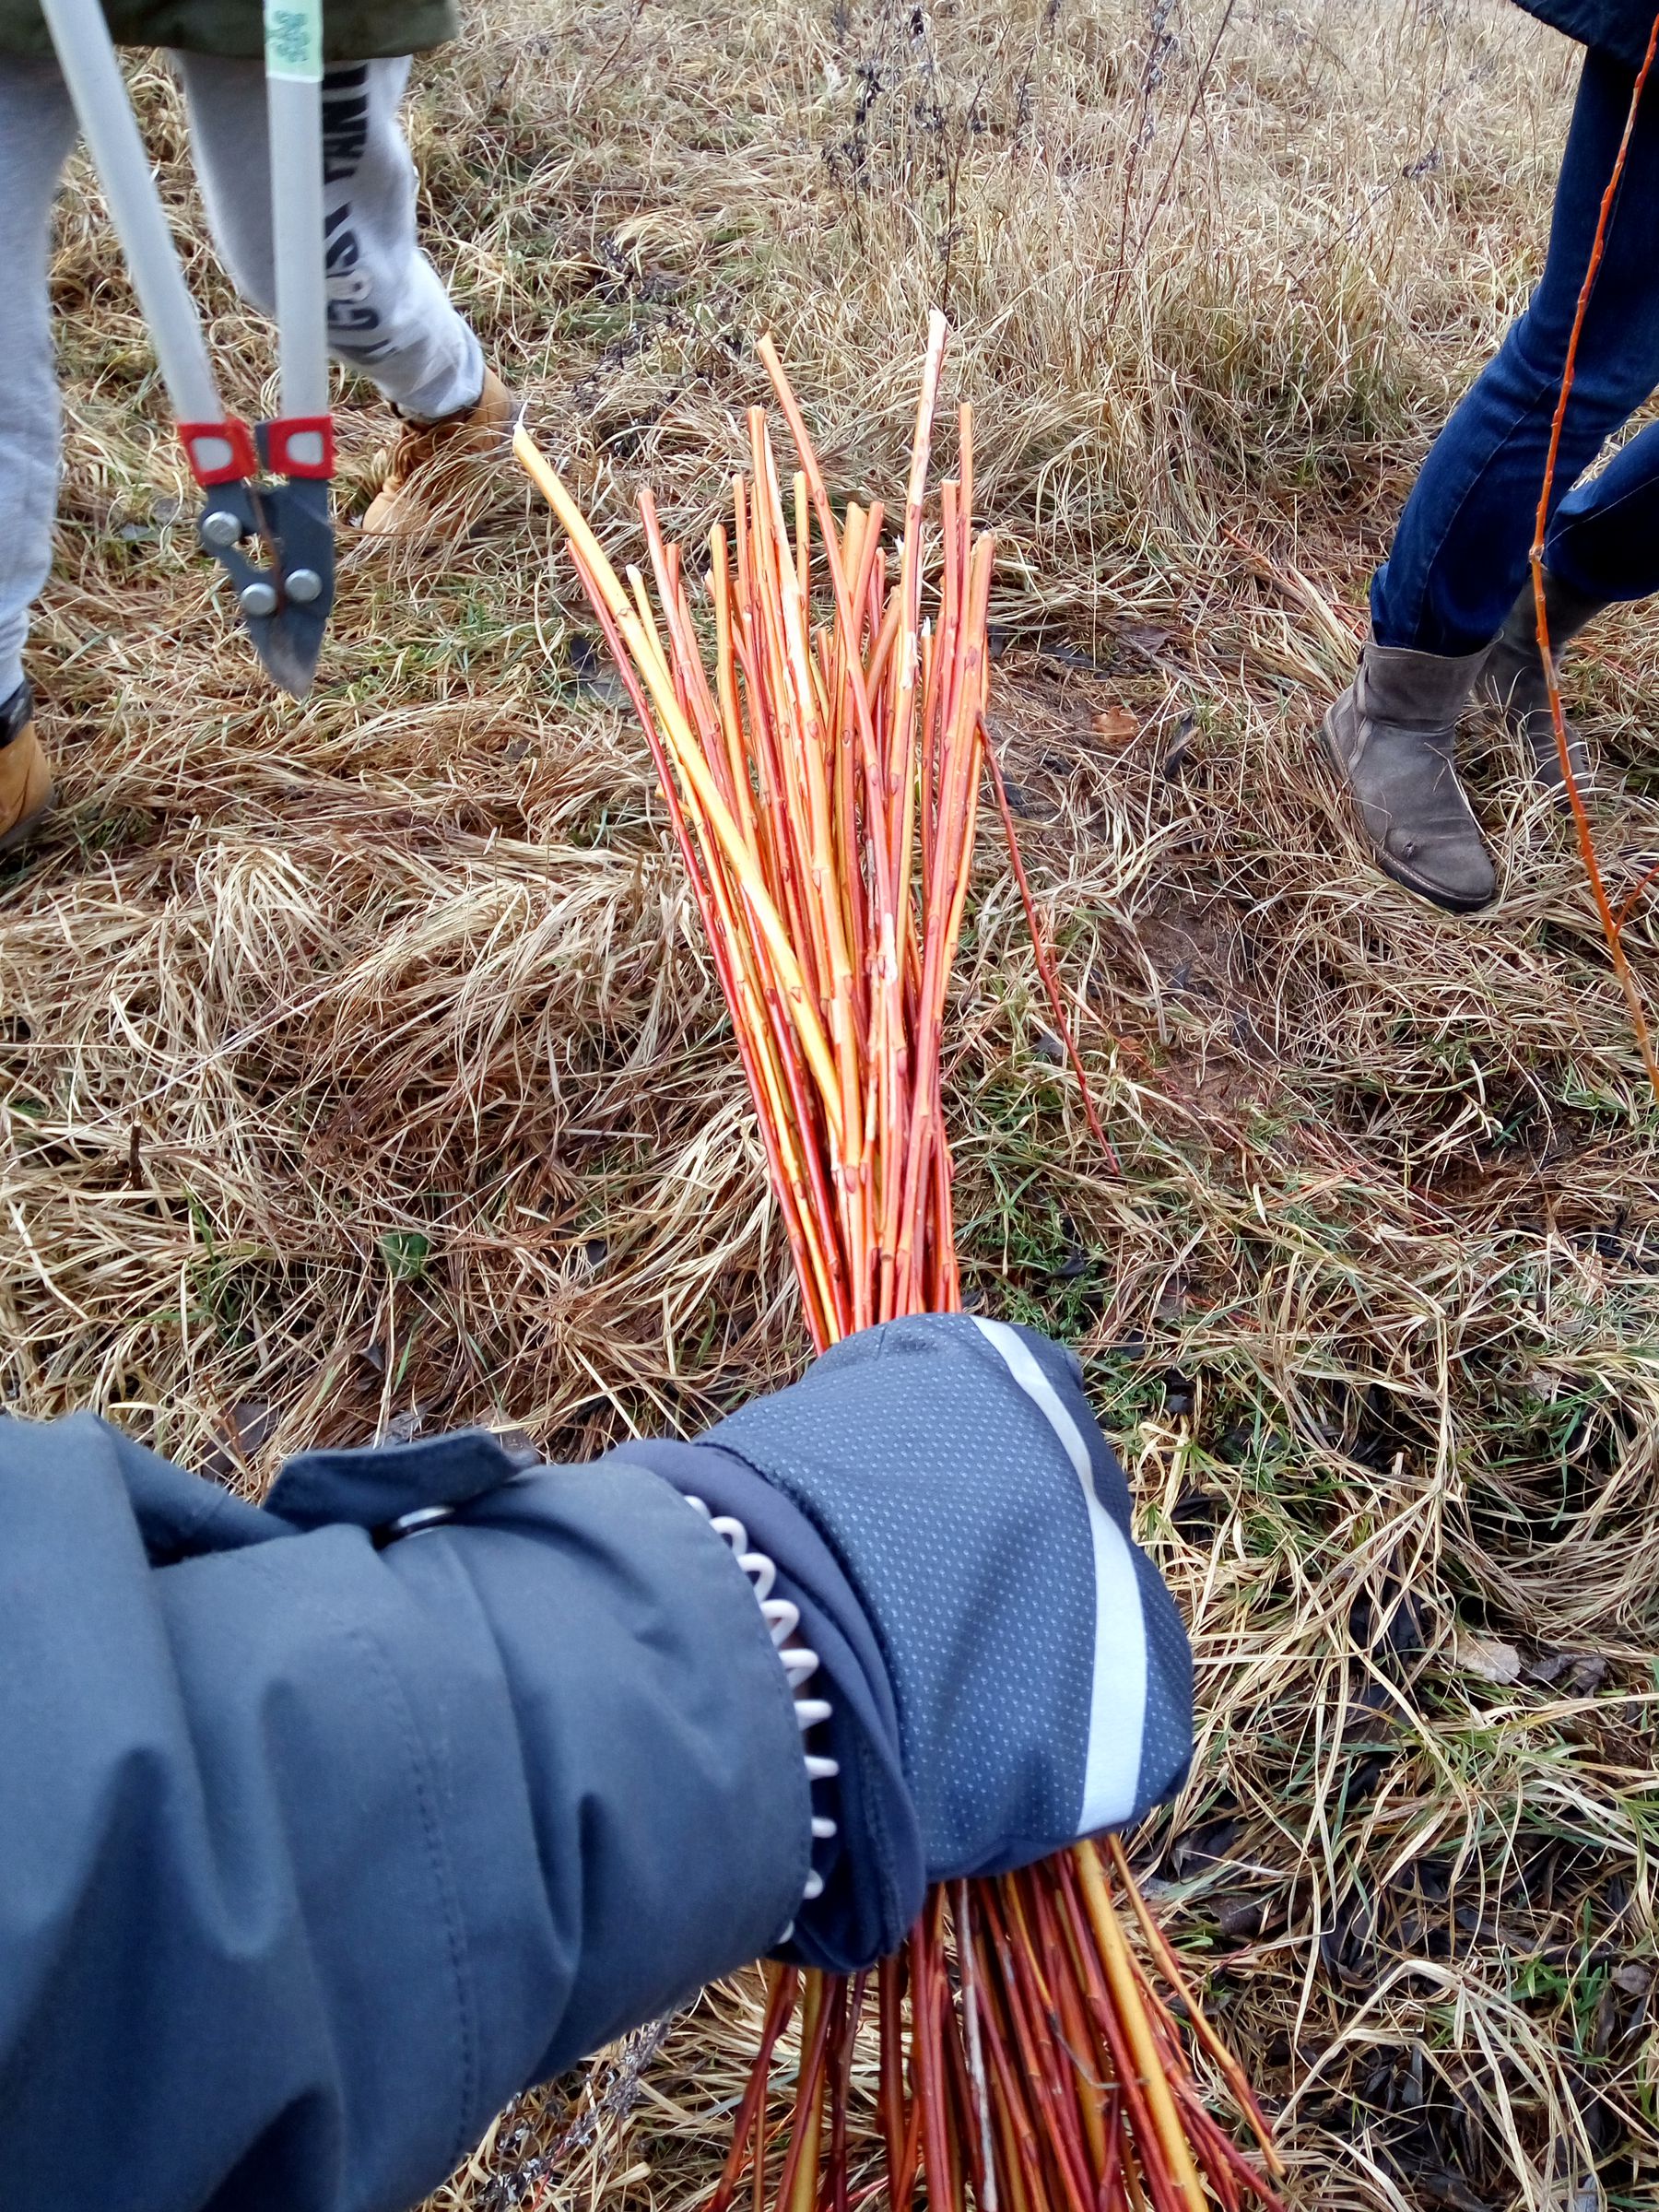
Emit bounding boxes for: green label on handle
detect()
[265,0,322,79]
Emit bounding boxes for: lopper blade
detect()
[195,477,335,697]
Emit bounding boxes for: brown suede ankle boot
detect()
[360,369,520,541]
[0,682,55,857]
[1320,639,1497,912]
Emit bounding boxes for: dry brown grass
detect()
[6,2,1659,2207]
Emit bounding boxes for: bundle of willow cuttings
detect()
[517,313,1287,2212]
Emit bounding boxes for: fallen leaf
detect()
[1090,705,1137,742]
[1527,1649,1609,1694]
[1215,1894,1268,1938]
[379,1228,432,1282]
[1162,712,1198,781]
[1454,1632,1523,1686]
[1171,1812,1242,1875]
[1413,2171,1491,2212]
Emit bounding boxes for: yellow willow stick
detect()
[1077,1850,1207,2212]
[759,453,860,1059]
[839,500,866,628]
[754,349,894,948]
[894,540,993,1312]
[637,542,827,1220]
[728,942,847,1346]
[626,563,671,680]
[748,418,834,1013]
[756,336,906,1316]
[958,406,973,583]
[889,311,950,917]
[542,516,841,1348]
[937,489,979,795]
[857,540,904,1296]
[794,470,812,629]
[880,313,949,1308]
[782,712,869,1305]
[654,522,849,1330]
[922,482,960,888]
[936,543,994,980]
[733,481,820,1007]
[851,500,887,649]
[824,635,865,1055]
[940,482,962,692]
[710,525,765,860]
[749,349,901,968]
[927,561,993,1301]
[679,770,844,1347]
[1106,1839,1285,2176]
[726,483,781,888]
[831,496,866,919]
[739,514,858,1260]
[830,508,871,1022]
[756,334,895,924]
[865,588,905,707]
[513,426,844,1151]
[751,424,866,1239]
[641,495,729,790]
[918,618,938,891]
[629,551,850,1340]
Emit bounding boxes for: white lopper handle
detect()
[263,0,329,429]
[39,0,224,429]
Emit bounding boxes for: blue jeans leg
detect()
[1545,417,1659,601]
[1371,48,1659,654]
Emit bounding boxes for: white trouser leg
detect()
[176,52,484,421]
[0,58,80,706]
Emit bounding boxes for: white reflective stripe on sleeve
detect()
[971,1317,1147,1830]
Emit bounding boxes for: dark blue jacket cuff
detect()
[619,1438,925,1972]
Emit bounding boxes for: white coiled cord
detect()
[685,1496,838,1926]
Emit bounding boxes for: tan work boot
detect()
[359,368,520,539]
[1320,638,1497,913]
[0,682,55,857]
[1478,571,1602,799]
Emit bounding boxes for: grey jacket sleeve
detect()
[0,1413,810,2212]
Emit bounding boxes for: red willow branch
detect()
[1532,10,1659,1102]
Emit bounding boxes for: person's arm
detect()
[0,1313,1193,2212]
[0,1413,809,2212]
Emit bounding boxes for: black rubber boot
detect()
[1320,639,1497,912]
[1479,571,1604,797]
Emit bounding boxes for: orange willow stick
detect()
[757,334,910,1325]
[513,428,845,1143]
[752,430,867,1285]
[1529,9,1659,1103]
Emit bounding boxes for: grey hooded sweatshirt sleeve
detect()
[0,1413,810,2212]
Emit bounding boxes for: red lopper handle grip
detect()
[178,418,259,488]
[265,416,335,480]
